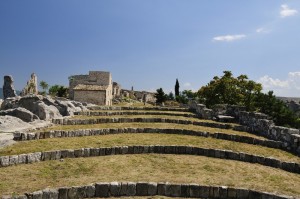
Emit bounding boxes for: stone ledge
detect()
[1,145,299,174]
[14,128,284,152]
[51,117,233,129]
[88,106,191,112]
[2,182,298,199]
[75,111,197,117]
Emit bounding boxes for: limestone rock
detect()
[3,75,17,99]
[0,115,32,132]
[0,99,3,108]
[0,107,39,122]
[36,101,62,120]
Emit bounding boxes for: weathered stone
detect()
[189,184,200,198]
[236,188,250,199]
[32,190,43,199]
[147,182,157,196]
[84,184,95,198]
[9,155,18,165]
[3,75,17,99]
[157,183,167,196]
[58,187,68,199]
[136,182,148,196]
[126,182,136,196]
[166,184,181,197]
[27,152,41,163]
[199,185,210,198]
[42,188,58,199]
[18,154,27,164]
[110,182,121,196]
[95,182,110,197]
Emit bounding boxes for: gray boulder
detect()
[36,101,62,120]
[0,107,39,122]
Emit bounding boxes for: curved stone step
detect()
[1,145,299,174]
[8,181,298,199]
[88,106,191,112]
[14,128,284,152]
[52,118,233,129]
[74,111,197,118]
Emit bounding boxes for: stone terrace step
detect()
[14,128,284,151]
[52,118,233,129]
[1,145,299,174]
[74,111,197,117]
[6,182,297,199]
[88,106,191,112]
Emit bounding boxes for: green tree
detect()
[168,92,175,100]
[155,88,168,104]
[49,85,68,98]
[175,79,180,98]
[197,71,262,110]
[39,80,49,95]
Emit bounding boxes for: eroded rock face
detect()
[0,95,92,121]
[3,76,17,99]
[0,107,39,122]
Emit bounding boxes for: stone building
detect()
[69,71,113,106]
[112,82,121,97]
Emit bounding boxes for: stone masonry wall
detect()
[4,182,298,199]
[189,101,300,155]
[1,145,299,174]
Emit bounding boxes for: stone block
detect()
[189,184,200,198]
[60,150,69,159]
[157,183,167,196]
[167,184,181,197]
[9,155,19,165]
[120,182,128,196]
[121,146,129,154]
[236,188,250,199]
[27,152,42,163]
[227,187,237,198]
[83,148,90,157]
[219,186,228,199]
[199,185,210,198]
[67,150,75,158]
[74,149,84,158]
[180,184,189,197]
[249,190,262,199]
[148,182,157,196]
[58,187,68,199]
[99,148,106,156]
[42,151,51,161]
[110,182,121,196]
[32,190,43,199]
[42,188,58,199]
[126,182,136,196]
[136,182,148,196]
[95,182,110,197]
[18,154,27,164]
[84,184,95,198]
[261,192,276,199]
[90,148,100,156]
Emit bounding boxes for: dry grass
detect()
[0,154,299,196]
[83,110,197,115]
[41,123,264,139]
[1,133,299,163]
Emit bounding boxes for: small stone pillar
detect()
[3,75,17,99]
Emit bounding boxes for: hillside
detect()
[0,102,299,198]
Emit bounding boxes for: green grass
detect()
[40,123,265,139]
[1,133,299,163]
[0,154,299,196]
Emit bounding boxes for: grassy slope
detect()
[0,154,299,196]
[1,134,299,163]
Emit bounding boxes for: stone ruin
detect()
[21,73,38,96]
[3,75,17,99]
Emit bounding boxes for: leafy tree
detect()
[168,92,175,100]
[155,88,168,104]
[49,85,68,98]
[39,81,49,95]
[175,79,180,98]
[197,71,262,110]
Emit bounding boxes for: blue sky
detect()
[1,0,300,96]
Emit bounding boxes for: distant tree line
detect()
[155,71,300,128]
[39,81,68,98]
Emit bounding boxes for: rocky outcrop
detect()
[0,107,39,122]
[21,73,38,96]
[3,75,17,99]
[0,115,33,132]
[0,95,93,122]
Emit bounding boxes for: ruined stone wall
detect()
[69,75,89,99]
[189,101,300,155]
[74,90,106,105]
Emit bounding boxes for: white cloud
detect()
[257,72,300,97]
[256,27,271,34]
[184,82,191,87]
[213,34,246,42]
[280,4,298,18]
